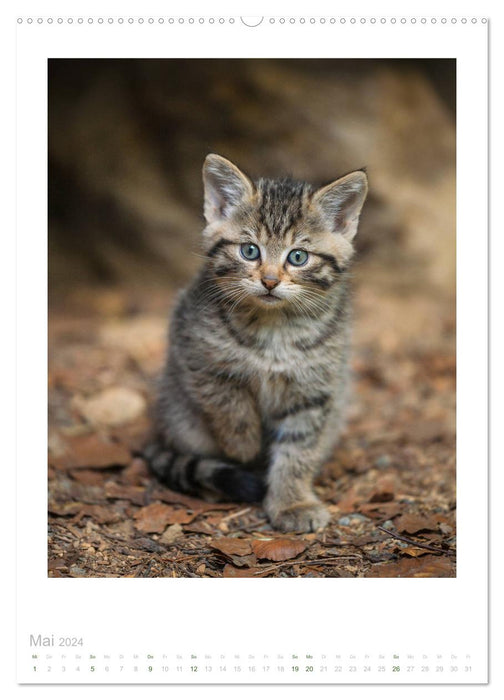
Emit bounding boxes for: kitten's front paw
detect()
[267,502,330,533]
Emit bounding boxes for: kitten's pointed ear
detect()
[313,170,368,241]
[203,154,254,225]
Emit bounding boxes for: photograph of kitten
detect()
[146,154,367,533]
[48,59,455,577]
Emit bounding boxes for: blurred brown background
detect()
[48,60,457,578]
[48,58,455,297]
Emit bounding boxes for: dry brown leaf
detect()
[50,433,131,470]
[134,503,196,533]
[329,533,386,547]
[70,469,107,486]
[231,553,257,567]
[333,487,360,512]
[163,508,199,525]
[67,477,108,503]
[366,554,454,577]
[150,486,236,512]
[78,504,121,524]
[394,513,449,535]
[48,344,130,394]
[49,500,120,524]
[133,503,171,533]
[401,546,430,558]
[48,558,68,571]
[210,538,253,557]
[223,564,270,578]
[358,502,403,519]
[183,521,215,535]
[49,502,82,517]
[368,476,396,503]
[251,538,307,562]
[105,481,146,506]
[108,417,152,452]
[118,458,149,485]
[420,531,450,542]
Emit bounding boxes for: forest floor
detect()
[48,264,456,578]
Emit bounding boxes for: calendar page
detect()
[12,0,490,689]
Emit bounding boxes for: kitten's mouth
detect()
[258,293,281,304]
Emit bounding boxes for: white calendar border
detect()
[12,3,489,687]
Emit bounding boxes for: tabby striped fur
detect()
[146,154,368,532]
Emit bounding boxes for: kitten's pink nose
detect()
[261,275,280,291]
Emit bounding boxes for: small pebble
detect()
[382,520,394,529]
[374,454,392,469]
[337,513,370,526]
[348,513,371,523]
[366,550,395,563]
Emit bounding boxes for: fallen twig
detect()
[377,525,455,555]
[228,518,269,533]
[253,555,363,576]
[220,507,252,523]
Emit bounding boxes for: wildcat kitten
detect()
[145,154,367,533]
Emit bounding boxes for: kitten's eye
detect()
[240,243,261,261]
[287,249,309,266]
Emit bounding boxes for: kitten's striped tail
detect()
[142,442,266,503]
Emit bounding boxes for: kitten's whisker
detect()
[292,298,315,321]
[197,282,250,315]
[190,251,211,261]
[223,288,251,314]
[297,290,332,316]
[291,294,329,320]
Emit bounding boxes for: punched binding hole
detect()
[240,16,264,27]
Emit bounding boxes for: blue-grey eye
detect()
[287,249,309,266]
[240,243,260,261]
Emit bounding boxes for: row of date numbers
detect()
[33,664,473,673]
